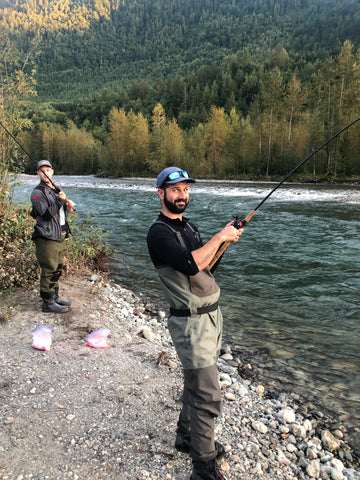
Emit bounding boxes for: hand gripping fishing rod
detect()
[0,119,75,209]
[209,116,360,270]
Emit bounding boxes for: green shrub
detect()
[66,213,114,272]
[0,201,114,292]
[0,205,38,290]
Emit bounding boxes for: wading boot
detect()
[54,287,71,306]
[42,297,69,314]
[175,429,225,459]
[190,459,227,480]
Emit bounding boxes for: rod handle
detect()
[57,190,76,212]
[64,196,76,212]
[244,209,256,223]
[208,210,256,270]
[209,241,231,270]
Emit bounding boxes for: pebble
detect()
[277,407,297,424]
[322,431,342,452]
[252,421,268,434]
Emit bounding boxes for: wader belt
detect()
[170,301,218,317]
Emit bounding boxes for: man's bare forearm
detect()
[191,224,242,271]
[191,233,226,271]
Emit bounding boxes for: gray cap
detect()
[37,160,52,169]
[156,166,196,188]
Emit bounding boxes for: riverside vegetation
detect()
[0,168,113,293]
[1,3,360,477]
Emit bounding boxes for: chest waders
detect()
[154,219,223,369]
[153,220,224,466]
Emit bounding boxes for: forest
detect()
[0,0,360,180]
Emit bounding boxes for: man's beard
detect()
[164,191,189,214]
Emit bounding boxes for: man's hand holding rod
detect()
[192,222,243,271]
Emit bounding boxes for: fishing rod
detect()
[209,115,360,270]
[0,119,74,207]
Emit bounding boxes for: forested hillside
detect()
[0,0,360,180]
[1,0,359,100]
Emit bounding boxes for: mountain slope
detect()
[1,0,359,100]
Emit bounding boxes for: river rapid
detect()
[14,175,360,452]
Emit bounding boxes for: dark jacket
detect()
[30,183,69,241]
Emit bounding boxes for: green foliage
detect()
[0,0,359,102]
[0,27,113,292]
[66,214,114,272]
[0,200,114,292]
[1,1,360,181]
[0,200,38,290]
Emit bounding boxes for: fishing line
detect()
[209,116,360,269]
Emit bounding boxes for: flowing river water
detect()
[14,175,360,452]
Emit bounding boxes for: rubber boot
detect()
[42,297,69,314]
[175,429,225,459]
[190,459,227,480]
[54,287,71,306]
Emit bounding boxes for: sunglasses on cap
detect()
[166,170,189,181]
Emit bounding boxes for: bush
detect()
[0,199,113,292]
[66,213,114,272]
[0,205,38,290]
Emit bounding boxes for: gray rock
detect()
[139,326,155,341]
[291,422,307,439]
[277,407,296,424]
[252,421,268,434]
[330,469,344,480]
[307,459,321,478]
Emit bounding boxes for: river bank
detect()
[0,272,359,480]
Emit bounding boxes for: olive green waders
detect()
[168,306,223,463]
[154,237,224,463]
[34,236,67,298]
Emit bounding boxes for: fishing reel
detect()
[231,214,246,229]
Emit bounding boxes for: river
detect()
[14,175,360,452]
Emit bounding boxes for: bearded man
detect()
[147,166,242,480]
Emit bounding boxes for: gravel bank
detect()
[0,273,359,480]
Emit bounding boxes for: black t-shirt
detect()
[147,212,202,276]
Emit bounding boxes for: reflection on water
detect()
[14,175,360,450]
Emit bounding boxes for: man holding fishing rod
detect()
[30,160,75,313]
[147,167,242,480]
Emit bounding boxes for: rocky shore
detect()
[0,273,359,480]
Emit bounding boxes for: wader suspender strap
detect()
[154,219,201,247]
[155,219,218,317]
[155,219,186,249]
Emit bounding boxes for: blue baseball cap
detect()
[156,166,196,188]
